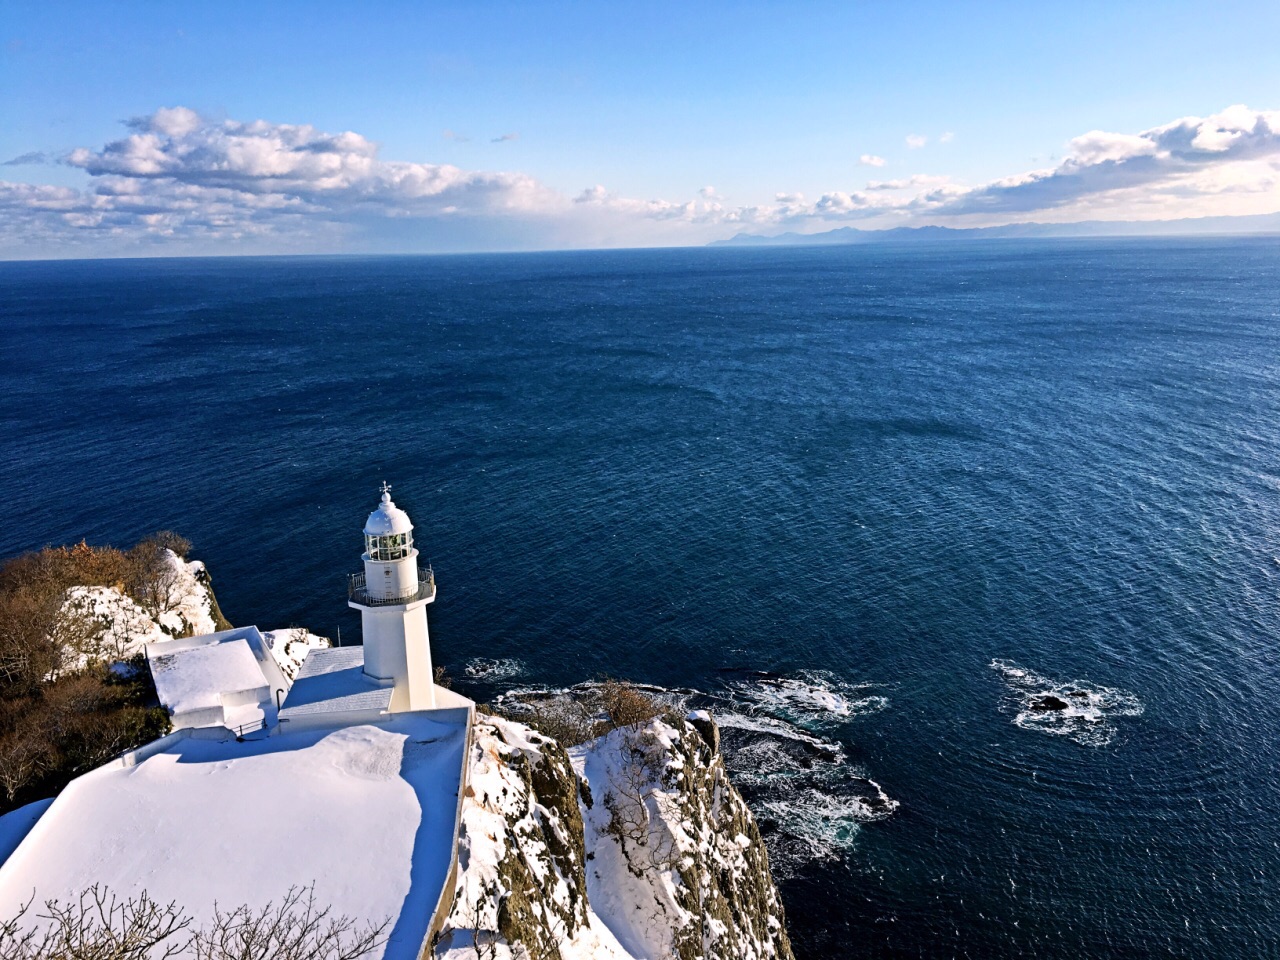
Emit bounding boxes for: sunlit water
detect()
[2,240,1279,957]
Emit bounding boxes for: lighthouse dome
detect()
[364,490,413,537]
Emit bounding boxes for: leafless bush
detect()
[144,532,192,561]
[0,884,388,960]
[0,584,66,693]
[509,697,598,747]
[126,541,186,625]
[191,884,389,960]
[0,724,55,804]
[602,727,682,870]
[0,886,192,960]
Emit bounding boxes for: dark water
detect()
[2,240,1279,958]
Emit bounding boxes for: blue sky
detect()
[3,1,1279,256]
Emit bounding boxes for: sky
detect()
[2,0,1279,257]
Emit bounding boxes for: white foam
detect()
[462,657,526,681]
[724,670,889,729]
[758,780,899,869]
[991,659,1143,747]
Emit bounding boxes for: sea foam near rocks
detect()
[991,658,1143,747]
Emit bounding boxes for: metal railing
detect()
[232,718,268,739]
[348,566,435,607]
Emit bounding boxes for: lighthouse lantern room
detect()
[348,483,437,711]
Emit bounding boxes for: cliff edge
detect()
[433,710,793,960]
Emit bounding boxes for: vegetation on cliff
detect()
[0,533,226,813]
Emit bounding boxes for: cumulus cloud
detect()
[940,104,1280,217]
[905,134,927,149]
[61,108,554,216]
[939,131,954,144]
[859,154,886,167]
[0,107,565,254]
[3,103,1278,256]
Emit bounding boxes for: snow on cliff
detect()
[261,628,332,681]
[60,550,219,666]
[434,712,793,960]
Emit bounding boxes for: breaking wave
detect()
[990,658,1143,747]
[462,657,526,681]
[720,670,890,728]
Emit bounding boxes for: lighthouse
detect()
[347,483,436,710]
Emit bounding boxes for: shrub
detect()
[597,678,662,730]
[0,883,388,960]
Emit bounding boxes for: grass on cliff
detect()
[0,534,201,814]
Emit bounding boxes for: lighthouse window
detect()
[366,531,413,561]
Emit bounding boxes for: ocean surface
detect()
[2,239,1279,958]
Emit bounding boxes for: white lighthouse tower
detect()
[347,483,436,711]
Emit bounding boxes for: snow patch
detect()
[262,628,332,681]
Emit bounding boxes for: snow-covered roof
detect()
[149,638,267,715]
[364,491,413,537]
[0,715,469,960]
[279,646,393,720]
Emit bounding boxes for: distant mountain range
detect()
[707,212,1280,247]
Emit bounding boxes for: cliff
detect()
[433,710,793,960]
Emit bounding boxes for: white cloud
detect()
[939,131,954,143]
[866,174,953,192]
[905,134,927,149]
[3,103,1279,256]
[940,104,1280,217]
[859,154,886,167]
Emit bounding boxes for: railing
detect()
[232,718,268,739]
[348,566,436,607]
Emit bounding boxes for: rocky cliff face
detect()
[433,711,794,960]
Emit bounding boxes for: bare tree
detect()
[597,679,661,731]
[0,727,53,804]
[602,728,683,871]
[126,542,187,627]
[190,884,388,960]
[0,886,192,960]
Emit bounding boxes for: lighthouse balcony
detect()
[347,566,435,607]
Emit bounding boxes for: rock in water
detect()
[1031,694,1069,712]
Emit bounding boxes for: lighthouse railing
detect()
[347,565,435,606]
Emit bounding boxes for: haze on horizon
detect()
[3,0,1279,259]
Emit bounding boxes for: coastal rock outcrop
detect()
[434,712,794,960]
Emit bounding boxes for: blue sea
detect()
[2,239,1279,958]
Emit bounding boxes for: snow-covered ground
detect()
[0,716,468,960]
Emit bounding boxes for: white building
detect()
[145,626,288,733]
